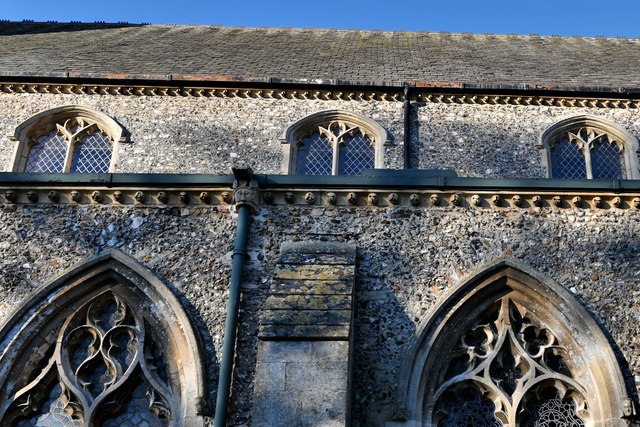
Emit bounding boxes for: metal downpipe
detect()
[214,172,256,427]
[403,83,412,169]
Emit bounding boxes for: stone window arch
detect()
[0,251,208,426]
[280,110,390,175]
[537,115,640,179]
[394,260,633,427]
[9,105,126,173]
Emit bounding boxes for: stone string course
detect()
[3,187,640,211]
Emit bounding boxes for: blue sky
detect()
[3,0,640,37]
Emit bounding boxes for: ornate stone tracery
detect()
[0,251,207,427]
[4,290,171,426]
[432,297,588,426]
[394,261,633,427]
[10,105,126,173]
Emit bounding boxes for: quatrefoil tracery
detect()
[433,297,589,426]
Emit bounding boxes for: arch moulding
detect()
[537,114,640,179]
[8,104,127,172]
[388,259,634,427]
[279,109,391,173]
[0,250,208,426]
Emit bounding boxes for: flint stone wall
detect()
[0,202,639,425]
[2,92,640,178]
[252,204,640,426]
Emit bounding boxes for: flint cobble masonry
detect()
[3,93,640,179]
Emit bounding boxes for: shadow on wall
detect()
[413,101,547,179]
[351,246,417,426]
[123,117,283,174]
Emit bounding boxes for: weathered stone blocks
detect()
[253,241,356,426]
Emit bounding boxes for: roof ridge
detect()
[0,21,638,40]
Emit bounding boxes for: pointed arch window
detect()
[396,261,634,426]
[280,110,390,175]
[538,115,640,179]
[10,105,126,173]
[0,251,207,426]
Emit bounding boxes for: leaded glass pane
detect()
[591,138,623,179]
[438,387,502,427]
[338,132,374,175]
[25,130,67,173]
[14,383,82,427]
[70,130,112,173]
[522,397,585,427]
[2,291,173,426]
[101,381,170,427]
[550,138,586,179]
[296,132,333,175]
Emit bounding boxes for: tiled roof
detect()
[1,21,639,91]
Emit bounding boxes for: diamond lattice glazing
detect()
[296,133,333,175]
[550,138,586,179]
[25,130,67,173]
[339,133,374,175]
[591,139,623,179]
[71,131,112,173]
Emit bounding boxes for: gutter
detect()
[0,171,638,193]
[3,73,640,101]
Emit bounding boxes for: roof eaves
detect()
[1,72,640,97]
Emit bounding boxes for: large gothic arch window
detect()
[0,251,207,427]
[396,261,633,427]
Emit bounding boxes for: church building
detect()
[0,21,638,426]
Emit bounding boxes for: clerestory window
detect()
[280,110,390,175]
[10,105,126,173]
[538,115,640,179]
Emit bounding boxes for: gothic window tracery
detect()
[281,110,389,175]
[0,251,207,427]
[295,121,375,175]
[397,262,633,427]
[10,105,126,173]
[432,297,588,426]
[539,115,640,180]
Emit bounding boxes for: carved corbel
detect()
[233,180,259,211]
[135,191,146,203]
[4,190,16,203]
[26,191,38,202]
